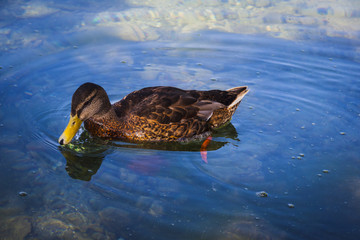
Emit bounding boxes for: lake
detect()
[0,0,359,239]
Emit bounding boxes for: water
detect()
[1,0,360,239]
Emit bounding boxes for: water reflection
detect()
[60,123,239,181]
[1,0,359,53]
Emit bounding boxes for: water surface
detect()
[0,1,360,239]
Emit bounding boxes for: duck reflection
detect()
[60,148,106,181]
[59,130,110,181]
[59,123,239,181]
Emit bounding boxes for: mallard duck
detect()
[58,82,248,145]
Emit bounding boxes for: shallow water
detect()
[1,1,360,239]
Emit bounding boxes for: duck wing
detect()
[114,86,231,125]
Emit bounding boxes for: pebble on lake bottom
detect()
[256,191,268,197]
[288,203,295,208]
[340,132,346,135]
[322,169,329,173]
[18,191,28,197]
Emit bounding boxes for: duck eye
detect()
[72,121,76,126]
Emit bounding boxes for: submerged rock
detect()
[34,217,76,239]
[99,207,131,231]
[223,217,285,240]
[0,216,31,240]
[29,198,110,239]
[148,200,164,217]
[32,211,109,239]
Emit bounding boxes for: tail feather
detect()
[208,86,249,129]
[227,86,249,109]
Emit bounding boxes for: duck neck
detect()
[93,106,119,121]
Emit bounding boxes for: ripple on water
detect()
[0,28,359,239]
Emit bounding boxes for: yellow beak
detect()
[58,115,83,145]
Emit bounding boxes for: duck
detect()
[58,82,249,145]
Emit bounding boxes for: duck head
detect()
[58,82,111,145]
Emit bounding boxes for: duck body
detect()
[59,83,248,145]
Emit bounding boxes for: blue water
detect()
[1,1,360,239]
